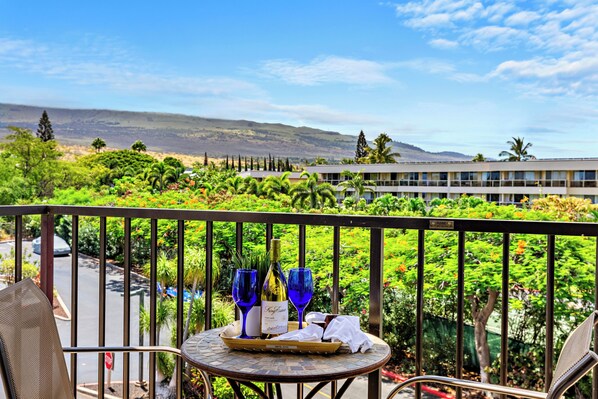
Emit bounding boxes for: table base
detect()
[227,378,356,399]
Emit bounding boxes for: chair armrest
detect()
[387,376,547,399]
[63,345,212,398]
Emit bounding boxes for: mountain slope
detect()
[0,103,471,161]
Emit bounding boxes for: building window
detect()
[486,194,499,203]
[390,173,397,180]
[439,172,448,181]
[484,171,500,180]
[460,172,474,180]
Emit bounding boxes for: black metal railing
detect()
[1,205,598,399]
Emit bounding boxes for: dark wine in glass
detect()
[232,269,258,339]
[288,268,313,329]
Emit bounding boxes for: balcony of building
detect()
[1,205,598,399]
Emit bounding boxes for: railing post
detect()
[14,215,22,282]
[415,230,425,399]
[70,215,79,397]
[368,228,384,399]
[205,221,214,330]
[500,233,510,399]
[545,234,555,390]
[176,220,185,399]
[456,231,465,399]
[149,219,158,399]
[594,238,598,399]
[97,216,107,399]
[40,211,54,302]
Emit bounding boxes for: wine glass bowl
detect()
[232,269,258,339]
[288,268,313,329]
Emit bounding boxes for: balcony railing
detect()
[1,205,598,399]
[326,179,572,189]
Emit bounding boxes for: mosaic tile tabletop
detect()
[181,327,391,384]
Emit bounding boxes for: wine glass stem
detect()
[241,310,249,337]
[298,310,303,330]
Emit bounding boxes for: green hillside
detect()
[0,103,471,161]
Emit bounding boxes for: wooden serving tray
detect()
[219,321,342,354]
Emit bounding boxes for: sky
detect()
[0,0,597,159]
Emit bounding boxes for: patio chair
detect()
[387,310,598,399]
[0,278,211,399]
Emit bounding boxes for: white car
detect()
[32,235,71,256]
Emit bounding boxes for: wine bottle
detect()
[261,239,288,338]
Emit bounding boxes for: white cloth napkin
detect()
[270,323,324,341]
[305,312,326,324]
[323,316,373,353]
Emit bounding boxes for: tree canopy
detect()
[131,140,147,152]
[36,110,54,142]
[91,137,106,153]
[355,130,369,163]
[368,133,400,164]
[499,137,535,161]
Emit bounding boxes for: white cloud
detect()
[0,35,261,98]
[461,26,529,51]
[505,11,541,26]
[396,58,456,74]
[429,38,459,49]
[261,56,394,86]
[392,1,598,97]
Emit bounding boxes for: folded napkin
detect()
[270,323,324,341]
[305,312,326,324]
[323,316,373,354]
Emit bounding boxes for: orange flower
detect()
[485,212,493,219]
[399,264,407,273]
[514,211,524,218]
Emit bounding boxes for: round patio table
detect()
[181,326,391,399]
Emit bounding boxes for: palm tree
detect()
[368,133,400,164]
[290,171,337,209]
[499,137,535,161]
[472,153,486,162]
[131,140,147,152]
[91,137,106,153]
[338,170,376,202]
[147,162,176,192]
[217,175,246,194]
[262,171,291,198]
[244,177,265,197]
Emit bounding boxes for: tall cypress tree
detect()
[250,157,254,171]
[37,110,55,142]
[238,154,242,172]
[355,130,368,162]
[204,152,208,166]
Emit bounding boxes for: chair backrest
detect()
[547,311,598,399]
[0,279,73,399]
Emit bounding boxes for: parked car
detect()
[32,235,71,256]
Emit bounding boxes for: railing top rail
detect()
[2,204,598,237]
[0,205,48,216]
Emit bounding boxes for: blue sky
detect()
[0,0,596,159]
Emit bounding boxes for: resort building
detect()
[303,159,598,205]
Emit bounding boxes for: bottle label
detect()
[261,300,288,334]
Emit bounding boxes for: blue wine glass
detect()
[232,269,258,339]
[288,268,313,329]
